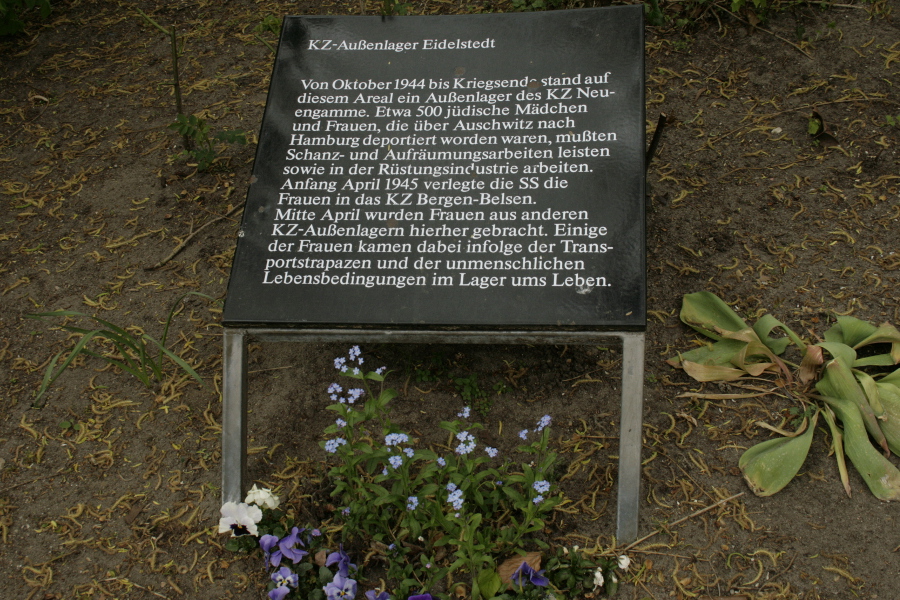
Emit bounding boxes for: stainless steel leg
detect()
[222,328,247,505]
[616,331,645,543]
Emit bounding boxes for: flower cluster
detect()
[454,430,476,455]
[446,482,464,512]
[325,437,348,454]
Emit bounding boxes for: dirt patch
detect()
[1,1,899,599]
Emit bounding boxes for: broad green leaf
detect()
[680,291,749,340]
[852,322,900,364]
[817,359,888,454]
[477,569,502,599]
[824,316,877,347]
[815,342,857,366]
[753,313,804,354]
[818,393,900,500]
[851,321,900,348]
[854,354,897,367]
[739,410,818,496]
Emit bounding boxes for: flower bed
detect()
[219,347,629,599]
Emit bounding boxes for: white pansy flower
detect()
[245,484,280,510]
[218,501,263,537]
[593,567,604,588]
[617,554,631,571]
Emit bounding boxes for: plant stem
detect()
[169,27,191,150]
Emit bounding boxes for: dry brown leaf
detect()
[315,549,327,567]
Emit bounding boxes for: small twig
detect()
[145,204,243,270]
[760,97,900,119]
[0,470,64,494]
[621,491,745,552]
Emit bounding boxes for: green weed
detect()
[168,114,246,171]
[27,291,214,407]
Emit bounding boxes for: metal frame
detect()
[222,327,644,542]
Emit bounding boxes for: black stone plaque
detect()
[223,7,645,330]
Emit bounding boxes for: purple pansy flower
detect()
[269,567,299,600]
[323,572,357,600]
[512,561,549,588]
[325,544,357,577]
[278,527,309,564]
[366,591,390,600]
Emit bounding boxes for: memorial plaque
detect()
[223,7,645,329]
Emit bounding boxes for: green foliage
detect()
[886,114,900,127]
[253,15,280,53]
[254,14,280,35]
[321,350,563,599]
[510,0,563,12]
[27,291,214,406]
[454,374,487,404]
[221,348,630,599]
[381,0,413,15]
[0,0,50,35]
[669,291,900,499]
[645,0,664,26]
[168,113,246,171]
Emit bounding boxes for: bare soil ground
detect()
[1,1,899,599]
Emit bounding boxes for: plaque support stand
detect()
[222,327,645,542]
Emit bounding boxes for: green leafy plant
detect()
[27,291,213,406]
[668,291,900,499]
[511,0,563,11]
[254,14,280,53]
[886,114,900,127]
[645,0,664,26]
[168,113,246,171]
[0,0,50,36]
[381,0,413,16]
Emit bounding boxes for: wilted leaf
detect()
[799,344,824,384]
[682,361,754,382]
[314,549,327,567]
[498,551,541,584]
[667,338,749,369]
[680,291,749,341]
[739,410,818,496]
